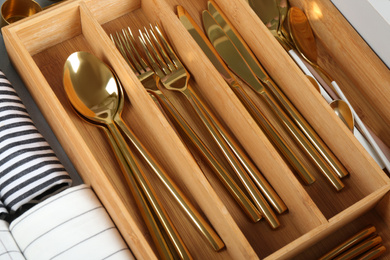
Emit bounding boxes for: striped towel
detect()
[0,70,72,213]
[0,219,25,260]
[10,184,134,260]
[0,200,8,218]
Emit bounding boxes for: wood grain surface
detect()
[2,0,390,259]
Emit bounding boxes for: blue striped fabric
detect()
[0,71,72,213]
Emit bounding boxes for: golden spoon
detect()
[289,6,390,172]
[308,75,354,131]
[63,51,189,259]
[307,66,386,170]
[288,6,335,90]
[63,51,224,255]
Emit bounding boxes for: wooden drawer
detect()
[2,0,390,259]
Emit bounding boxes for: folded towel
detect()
[0,200,8,218]
[0,219,25,260]
[0,70,72,213]
[10,184,134,260]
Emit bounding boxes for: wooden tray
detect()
[2,0,390,259]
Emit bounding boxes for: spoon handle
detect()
[113,116,225,250]
[288,50,333,103]
[103,123,188,260]
[150,91,262,222]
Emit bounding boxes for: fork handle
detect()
[113,115,225,251]
[105,122,190,259]
[150,91,262,222]
[182,87,280,229]
[190,88,288,214]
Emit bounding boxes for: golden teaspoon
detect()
[289,6,390,172]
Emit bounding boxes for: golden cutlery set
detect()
[53,0,388,259]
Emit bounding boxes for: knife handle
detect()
[260,84,344,191]
[232,84,316,185]
[263,79,349,179]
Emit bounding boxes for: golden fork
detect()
[110,29,226,251]
[111,28,262,223]
[139,24,286,229]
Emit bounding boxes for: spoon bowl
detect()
[288,7,318,64]
[63,52,120,124]
[288,6,338,92]
[246,0,279,35]
[330,100,354,132]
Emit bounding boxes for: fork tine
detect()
[120,29,145,74]
[123,28,149,73]
[147,25,175,72]
[138,31,164,76]
[141,29,170,75]
[152,24,182,69]
[111,33,137,73]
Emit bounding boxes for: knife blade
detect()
[202,9,345,191]
[177,6,315,187]
[206,0,349,181]
[177,5,291,228]
[207,0,270,88]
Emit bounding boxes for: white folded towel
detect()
[10,184,134,260]
[0,219,25,260]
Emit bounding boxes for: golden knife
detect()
[177,6,314,187]
[206,0,349,180]
[202,5,344,191]
[177,5,292,215]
